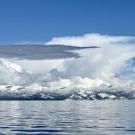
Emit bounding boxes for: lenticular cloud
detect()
[0,33,135,100]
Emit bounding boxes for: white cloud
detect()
[46,33,135,46]
[2,33,135,88]
[45,33,135,82]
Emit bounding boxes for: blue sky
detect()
[0,0,135,44]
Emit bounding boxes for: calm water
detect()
[0,101,135,135]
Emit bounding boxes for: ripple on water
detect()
[0,100,135,135]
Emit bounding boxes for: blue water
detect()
[0,101,135,135]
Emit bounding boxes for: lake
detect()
[0,100,135,135]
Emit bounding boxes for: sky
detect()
[0,0,135,44]
[0,0,135,96]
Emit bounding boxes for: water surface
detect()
[0,100,135,135]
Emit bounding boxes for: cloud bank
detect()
[46,33,135,82]
[0,33,135,99]
[1,33,135,90]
